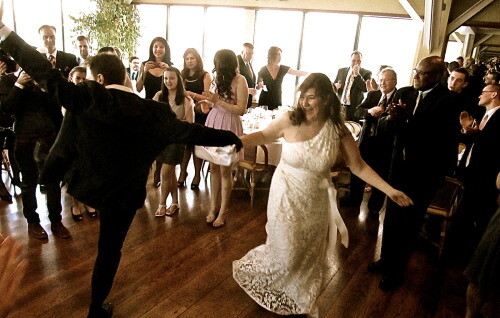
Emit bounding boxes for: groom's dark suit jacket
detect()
[0,30,241,212]
[237,54,256,108]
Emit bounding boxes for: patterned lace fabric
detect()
[233,120,342,317]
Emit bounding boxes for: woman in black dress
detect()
[180,48,212,189]
[257,46,307,110]
[136,37,172,186]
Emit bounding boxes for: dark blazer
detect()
[237,55,255,107]
[379,85,460,187]
[53,50,79,78]
[334,66,371,120]
[354,90,396,145]
[1,31,242,212]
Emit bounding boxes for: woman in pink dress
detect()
[203,49,248,227]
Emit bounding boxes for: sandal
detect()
[165,204,179,216]
[155,205,167,217]
[213,211,227,228]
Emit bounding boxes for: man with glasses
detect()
[368,56,460,291]
[347,68,398,215]
[453,84,500,259]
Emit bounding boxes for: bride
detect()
[233,73,413,317]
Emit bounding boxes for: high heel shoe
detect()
[190,175,200,190]
[165,204,179,216]
[155,205,167,217]
[71,207,83,222]
[178,172,187,187]
[85,205,98,218]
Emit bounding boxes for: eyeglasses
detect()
[480,90,496,94]
[412,69,434,76]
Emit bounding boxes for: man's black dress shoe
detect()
[367,260,384,274]
[379,275,402,291]
[28,223,48,239]
[51,222,71,238]
[88,303,113,318]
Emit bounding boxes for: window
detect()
[444,41,463,63]
[253,10,303,106]
[204,7,255,72]
[301,12,359,82]
[61,0,94,57]
[168,6,204,67]
[14,0,62,52]
[357,16,420,86]
[136,4,168,63]
[1,0,14,33]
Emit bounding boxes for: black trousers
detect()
[15,135,62,224]
[88,207,136,316]
[380,176,437,277]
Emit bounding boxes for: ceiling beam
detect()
[451,32,463,43]
[480,46,490,53]
[397,0,423,24]
[463,21,500,28]
[446,0,494,35]
[474,34,493,46]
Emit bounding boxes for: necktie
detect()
[379,94,387,109]
[478,113,489,130]
[342,72,354,105]
[48,54,56,68]
[132,72,137,81]
[413,91,423,115]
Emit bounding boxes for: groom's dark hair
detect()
[88,53,125,86]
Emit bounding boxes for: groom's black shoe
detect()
[88,303,113,318]
[367,260,384,274]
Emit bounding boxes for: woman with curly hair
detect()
[203,49,247,227]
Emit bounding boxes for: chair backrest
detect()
[345,121,362,141]
[427,176,465,218]
[241,144,269,167]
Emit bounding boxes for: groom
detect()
[0,6,242,317]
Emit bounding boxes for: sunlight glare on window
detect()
[168,6,204,67]
[357,16,420,86]
[136,5,167,63]
[444,41,463,63]
[253,10,303,106]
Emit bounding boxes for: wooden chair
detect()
[421,176,465,259]
[233,144,274,206]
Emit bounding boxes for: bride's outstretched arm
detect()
[339,134,413,207]
[241,112,288,147]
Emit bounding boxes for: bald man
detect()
[369,56,460,290]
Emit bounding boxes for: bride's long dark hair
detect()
[213,49,238,101]
[289,73,344,131]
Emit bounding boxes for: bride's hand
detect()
[387,189,413,207]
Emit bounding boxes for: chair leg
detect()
[438,219,448,259]
[250,171,255,207]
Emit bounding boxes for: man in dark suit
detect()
[368,56,460,290]
[348,68,398,215]
[334,51,372,121]
[0,17,242,317]
[237,42,256,108]
[39,25,78,78]
[454,84,500,256]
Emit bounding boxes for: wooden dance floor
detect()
[0,168,467,317]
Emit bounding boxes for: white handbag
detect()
[194,145,237,166]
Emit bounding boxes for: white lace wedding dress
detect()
[233,120,348,318]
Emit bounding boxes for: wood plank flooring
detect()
[0,168,467,318]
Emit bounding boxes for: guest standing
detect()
[257,46,307,109]
[204,49,248,227]
[136,37,172,187]
[153,67,194,216]
[237,42,257,108]
[180,48,212,189]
